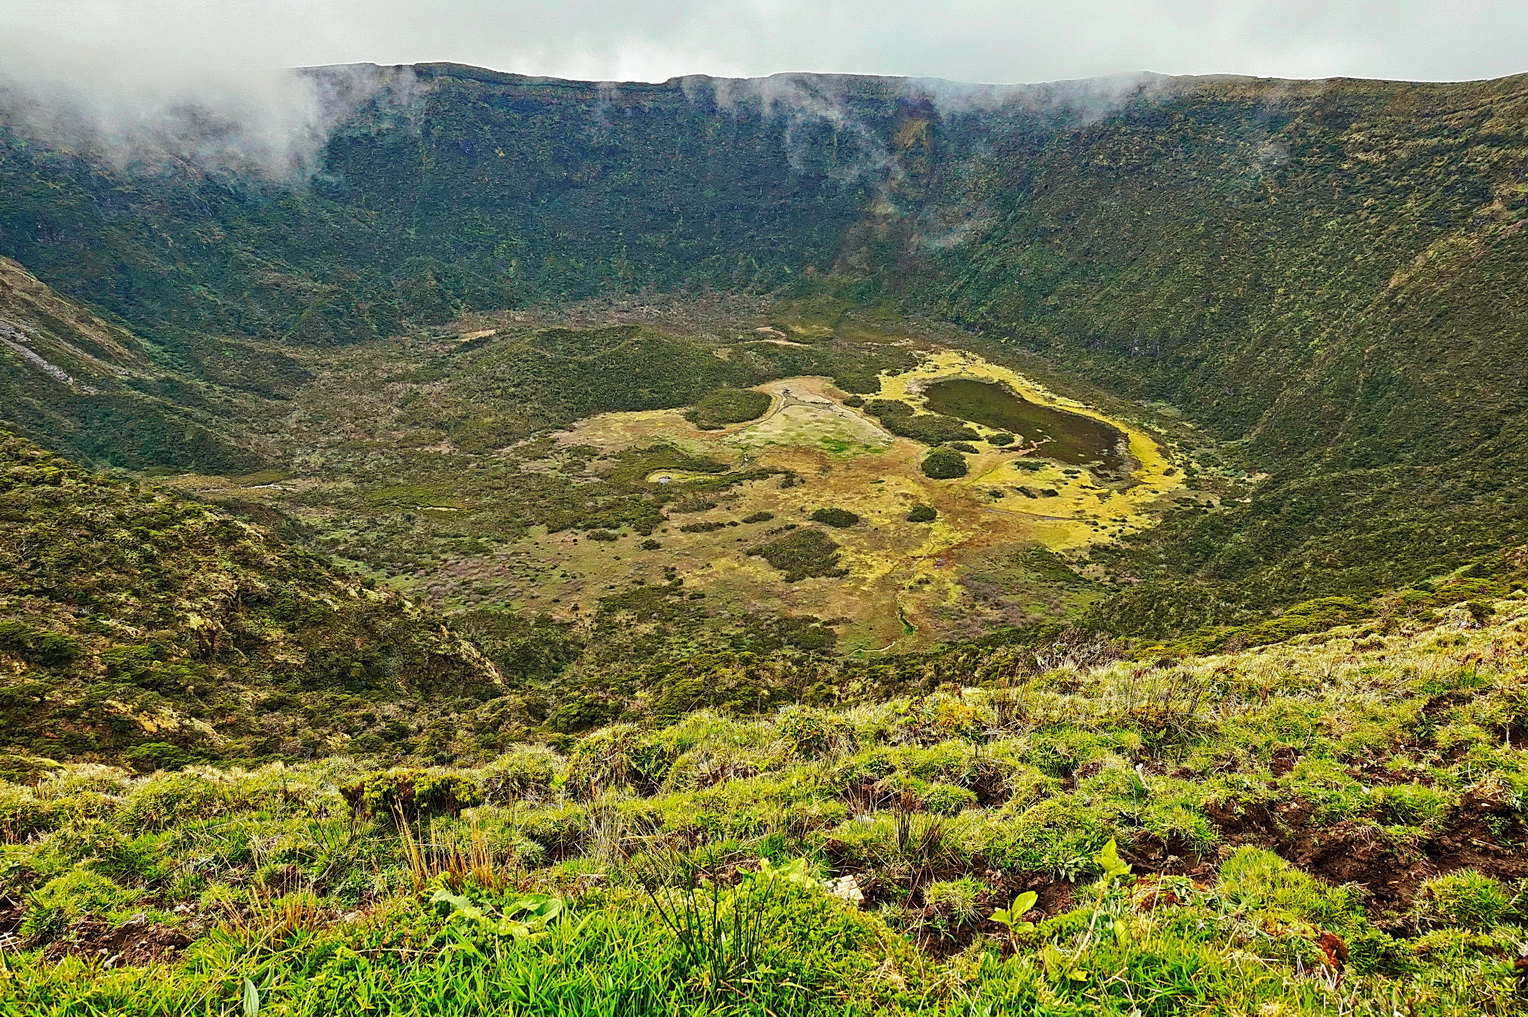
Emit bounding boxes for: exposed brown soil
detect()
[0,902,21,949]
[1207,788,1528,919]
[41,916,192,967]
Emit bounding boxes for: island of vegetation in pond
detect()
[923,378,1127,471]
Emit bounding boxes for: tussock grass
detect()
[3,597,1528,1013]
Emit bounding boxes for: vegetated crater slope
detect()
[0,432,502,766]
[0,257,271,472]
[0,65,1525,629]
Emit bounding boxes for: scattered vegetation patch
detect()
[684,387,772,430]
[906,505,938,523]
[921,448,969,479]
[679,521,731,533]
[748,529,848,582]
[809,508,861,528]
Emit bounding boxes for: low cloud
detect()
[0,31,416,179]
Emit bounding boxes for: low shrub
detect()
[119,773,230,832]
[922,782,979,815]
[809,508,860,528]
[0,753,60,786]
[685,388,772,429]
[921,449,968,480]
[480,746,563,804]
[0,620,83,669]
[923,877,986,926]
[778,706,853,759]
[0,785,61,841]
[748,529,848,582]
[20,869,141,943]
[120,742,198,774]
[1415,870,1512,931]
[339,769,482,819]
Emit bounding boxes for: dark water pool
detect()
[922,378,1128,472]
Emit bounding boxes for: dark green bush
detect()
[921,449,968,480]
[906,506,937,523]
[883,413,979,445]
[120,742,198,774]
[685,388,772,430]
[0,621,83,669]
[748,529,848,582]
[809,508,860,528]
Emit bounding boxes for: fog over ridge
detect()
[0,33,423,179]
[0,31,1172,185]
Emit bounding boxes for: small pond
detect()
[922,378,1129,472]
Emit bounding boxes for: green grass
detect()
[2,590,1527,1014]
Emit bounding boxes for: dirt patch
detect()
[0,902,21,950]
[1208,790,1528,918]
[42,916,193,967]
[1270,746,1300,777]
[1125,830,1214,879]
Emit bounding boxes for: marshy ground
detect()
[159,304,1210,668]
[536,348,1183,652]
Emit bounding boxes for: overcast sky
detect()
[2,0,1524,85]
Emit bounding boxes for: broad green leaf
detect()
[1096,838,1131,879]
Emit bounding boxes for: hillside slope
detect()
[894,74,1528,618]
[0,432,502,766]
[0,256,274,472]
[2,573,1526,1014]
